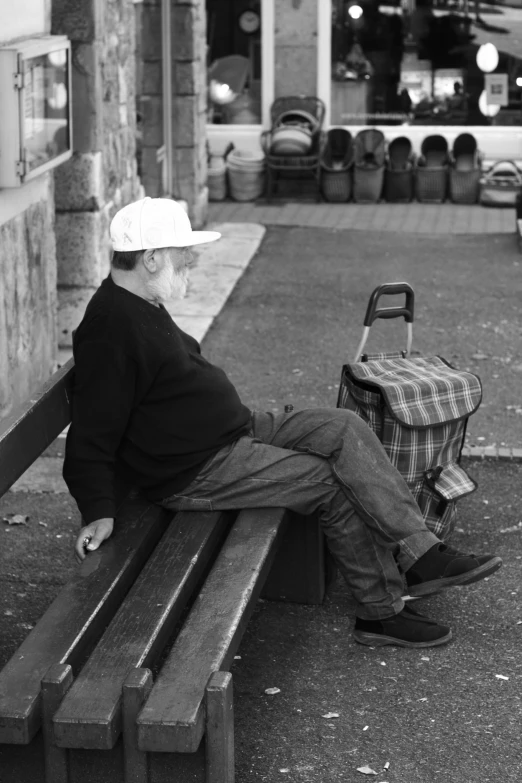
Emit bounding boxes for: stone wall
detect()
[0,177,57,418]
[138,0,208,227]
[172,0,209,227]
[52,0,142,350]
[0,2,58,417]
[274,0,318,97]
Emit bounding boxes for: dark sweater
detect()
[63,274,251,523]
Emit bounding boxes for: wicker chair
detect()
[449,133,482,204]
[415,134,450,203]
[320,128,354,202]
[261,96,326,202]
[353,129,385,203]
[384,136,415,203]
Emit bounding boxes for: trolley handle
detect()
[353,283,415,363]
[363,283,415,326]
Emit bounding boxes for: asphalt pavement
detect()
[1,215,521,782]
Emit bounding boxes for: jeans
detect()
[159,408,439,620]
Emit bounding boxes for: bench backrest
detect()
[0,359,74,498]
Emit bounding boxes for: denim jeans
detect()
[159,408,439,620]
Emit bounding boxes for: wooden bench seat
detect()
[137,506,289,755]
[0,358,326,783]
[52,509,233,750]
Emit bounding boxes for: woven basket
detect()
[207,157,227,201]
[227,164,265,201]
[415,167,448,203]
[384,167,414,203]
[353,165,385,203]
[321,168,352,202]
[208,167,227,201]
[449,169,480,204]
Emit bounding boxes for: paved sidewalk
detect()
[208,201,516,235]
[3,204,522,783]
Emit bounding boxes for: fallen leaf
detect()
[2,514,29,526]
[357,766,378,775]
[417,697,428,702]
[18,623,33,630]
[421,657,430,661]
[265,687,281,695]
[322,712,339,719]
[38,521,48,527]
[500,522,522,533]
[4,610,14,616]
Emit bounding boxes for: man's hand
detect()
[75,518,114,564]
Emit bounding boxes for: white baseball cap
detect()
[110,197,221,251]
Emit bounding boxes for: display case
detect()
[0,35,72,188]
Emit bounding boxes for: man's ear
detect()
[141,249,157,273]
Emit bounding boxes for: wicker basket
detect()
[449,169,481,204]
[384,168,414,203]
[415,167,448,203]
[353,165,385,203]
[207,162,227,202]
[384,136,414,203]
[227,162,265,201]
[320,128,353,202]
[415,135,450,203]
[449,133,481,204]
[322,168,352,202]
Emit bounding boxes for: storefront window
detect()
[206,0,262,124]
[330,0,522,127]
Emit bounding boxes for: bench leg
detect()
[262,511,326,604]
[42,664,73,783]
[123,669,153,783]
[206,671,234,783]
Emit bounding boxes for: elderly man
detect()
[63,197,502,649]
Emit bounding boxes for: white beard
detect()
[146,265,189,303]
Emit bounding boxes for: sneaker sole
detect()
[353,628,453,648]
[407,556,503,598]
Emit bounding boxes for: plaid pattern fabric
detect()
[337,355,481,539]
[347,355,482,428]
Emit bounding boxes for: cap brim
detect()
[173,231,222,247]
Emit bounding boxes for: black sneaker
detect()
[405,543,502,598]
[353,604,452,648]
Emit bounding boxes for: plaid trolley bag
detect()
[337,283,482,540]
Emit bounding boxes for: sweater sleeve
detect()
[63,340,137,523]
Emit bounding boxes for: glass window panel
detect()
[23,50,70,172]
[206,0,262,125]
[330,0,522,127]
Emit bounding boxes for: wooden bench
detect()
[0,358,326,783]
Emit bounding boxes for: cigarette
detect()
[83,536,92,548]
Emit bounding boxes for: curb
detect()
[461,445,522,463]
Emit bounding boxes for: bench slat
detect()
[137,507,289,754]
[0,359,74,498]
[52,510,232,750]
[0,493,172,745]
